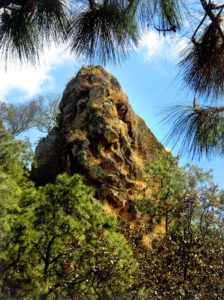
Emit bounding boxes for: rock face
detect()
[31,66,164,221]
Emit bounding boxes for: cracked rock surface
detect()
[31,66,164,221]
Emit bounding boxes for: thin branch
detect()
[49,248,73,266]
[31,241,45,262]
[127,0,135,11]
[205,106,224,113]
[44,236,56,275]
[191,13,207,45]
[211,4,224,10]
[200,0,224,42]
[1,248,21,273]
[88,0,96,10]
[42,279,90,299]
[154,25,176,33]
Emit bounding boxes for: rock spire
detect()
[31,66,164,221]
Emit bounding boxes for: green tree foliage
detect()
[1,117,224,299]
[1,0,224,97]
[134,151,212,232]
[3,1,224,157]
[161,0,224,158]
[134,151,224,299]
[0,0,69,64]
[0,131,137,299]
[134,151,185,233]
[140,185,224,299]
[179,0,224,99]
[0,126,35,296]
[163,104,224,158]
[0,124,32,210]
[0,94,60,136]
[0,0,184,64]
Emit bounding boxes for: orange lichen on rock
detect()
[31,65,164,225]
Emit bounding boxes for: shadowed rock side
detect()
[31,66,164,221]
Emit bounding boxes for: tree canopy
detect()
[0,129,224,298]
[0,94,60,136]
[0,0,184,64]
[0,0,223,95]
[2,1,224,157]
[133,151,224,299]
[0,126,138,299]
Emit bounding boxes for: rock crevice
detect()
[32,66,164,221]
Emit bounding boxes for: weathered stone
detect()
[31,66,164,221]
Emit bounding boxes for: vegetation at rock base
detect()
[133,151,224,299]
[1,127,224,299]
[0,127,138,299]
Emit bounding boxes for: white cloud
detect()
[0,44,76,102]
[0,30,188,102]
[139,30,188,63]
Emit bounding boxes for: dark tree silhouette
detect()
[2,1,224,157]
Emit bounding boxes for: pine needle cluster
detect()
[179,16,224,98]
[68,2,139,65]
[163,105,224,158]
[0,0,184,64]
[0,0,69,64]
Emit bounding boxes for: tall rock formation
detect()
[31,66,164,221]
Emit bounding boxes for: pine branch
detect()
[162,104,224,158]
[200,0,224,42]
[191,13,207,45]
[88,0,96,10]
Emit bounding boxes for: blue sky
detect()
[1,30,224,189]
